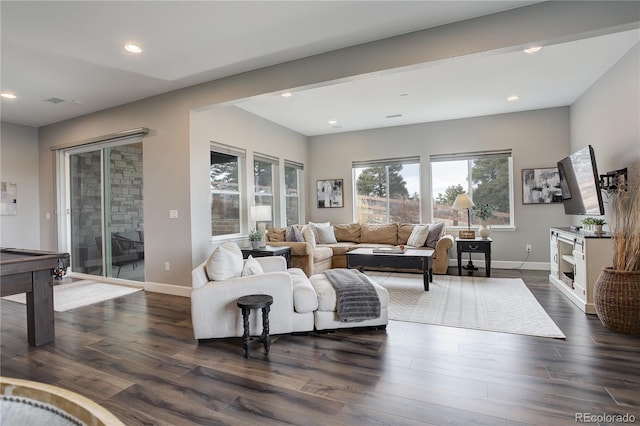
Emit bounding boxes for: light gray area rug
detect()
[2,280,142,312]
[368,272,565,338]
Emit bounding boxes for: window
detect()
[284,161,303,226]
[210,143,245,237]
[253,154,277,229]
[431,150,513,227]
[353,157,420,224]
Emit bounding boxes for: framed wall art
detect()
[317,179,343,208]
[522,167,562,204]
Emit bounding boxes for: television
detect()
[557,145,605,215]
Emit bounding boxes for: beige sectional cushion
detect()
[397,223,416,245]
[323,242,357,256]
[333,223,361,243]
[312,246,333,262]
[302,225,317,248]
[360,223,398,245]
[267,227,287,242]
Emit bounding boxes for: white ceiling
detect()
[1,1,638,134]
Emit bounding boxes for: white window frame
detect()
[430,149,514,229]
[210,142,246,239]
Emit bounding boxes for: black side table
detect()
[456,237,492,277]
[236,294,273,358]
[240,245,291,268]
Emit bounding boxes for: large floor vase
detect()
[594,268,640,333]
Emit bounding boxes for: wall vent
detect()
[44,97,65,104]
[386,114,403,119]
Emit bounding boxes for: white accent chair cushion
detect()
[205,241,244,281]
[241,255,264,276]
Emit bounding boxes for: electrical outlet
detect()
[526,244,532,252]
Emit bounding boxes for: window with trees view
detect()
[353,157,420,224]
[284,162,303,226]
[210,146,244,236]
[431,150,513,227]
[254,156,276,229]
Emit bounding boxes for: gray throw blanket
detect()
[323,269,381,322]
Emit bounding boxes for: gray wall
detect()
[29,2,640,290]
[570,43,640,229]
[308,107,572,267]
[0,122,40,248]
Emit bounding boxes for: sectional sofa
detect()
[265,222,454,277]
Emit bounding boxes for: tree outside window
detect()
[210,151,241,236]
[431,153,512,227]
[353,160,420,224]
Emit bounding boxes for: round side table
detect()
[236,294,273,358]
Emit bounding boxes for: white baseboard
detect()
[447,259,550,271]
[144,281,191,298]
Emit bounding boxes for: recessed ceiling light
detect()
[328,119,337,125]
[281,92,292,98]
[124,44,142,53]
[507,95,520,102]
[1,93,17,99]
[523,46,542,54]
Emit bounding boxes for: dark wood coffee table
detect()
[346,247,434,291]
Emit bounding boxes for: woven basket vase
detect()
[593,268,640,333]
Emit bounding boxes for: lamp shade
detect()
[250,205,272,222]
[452,193,474,210]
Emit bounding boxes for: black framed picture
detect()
[317,179,343,208]
[522,167,563,204]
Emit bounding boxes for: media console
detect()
[549,227,612,314]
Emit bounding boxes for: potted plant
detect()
[248,229,263,249]
[472,203,495,238]
[581,217,607,233]
[593,183,640,333]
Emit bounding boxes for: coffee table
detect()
[346,247,434,291]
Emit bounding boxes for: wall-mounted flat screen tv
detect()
[557,145,604,215]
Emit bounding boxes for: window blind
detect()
[430,149,511,162]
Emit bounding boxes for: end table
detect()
[236,294,273,358]
[240,245,291,268]
[456,237,492,277]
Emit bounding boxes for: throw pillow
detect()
[308,221,331,242]
[302,225,317,248]
[267,227,286,242]
[407,224,430,247]
[285,226,296,242]
[293,226,305,242]
[425,222,445,247]
[205,241,244,281]
[316,225,338,244]
[241,255,264,276]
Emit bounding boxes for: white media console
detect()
[549,227,612,314]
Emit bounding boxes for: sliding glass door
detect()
[65,140,144,282]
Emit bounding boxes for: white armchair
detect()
[191,252,317,341]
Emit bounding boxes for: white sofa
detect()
[191,254,317,340]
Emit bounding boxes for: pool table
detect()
[0,248,70,346]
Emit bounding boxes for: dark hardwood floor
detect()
[2,268,639,425]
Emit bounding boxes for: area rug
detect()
[2,280,142,312]
[368,272,565,339]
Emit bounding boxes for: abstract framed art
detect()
[317,179,343,208]
[522,167,562,204]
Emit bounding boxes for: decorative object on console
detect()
[250,205,272,247]
[580,217,606,234]
[452,193,477,269]
[316,179,343,208]
[248,229,264,249]
[472,203,495,239]
[594,183,640,333]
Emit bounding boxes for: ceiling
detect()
[1,1,638,134]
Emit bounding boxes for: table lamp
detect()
[250,205,272,247]
[452,193,478,270]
